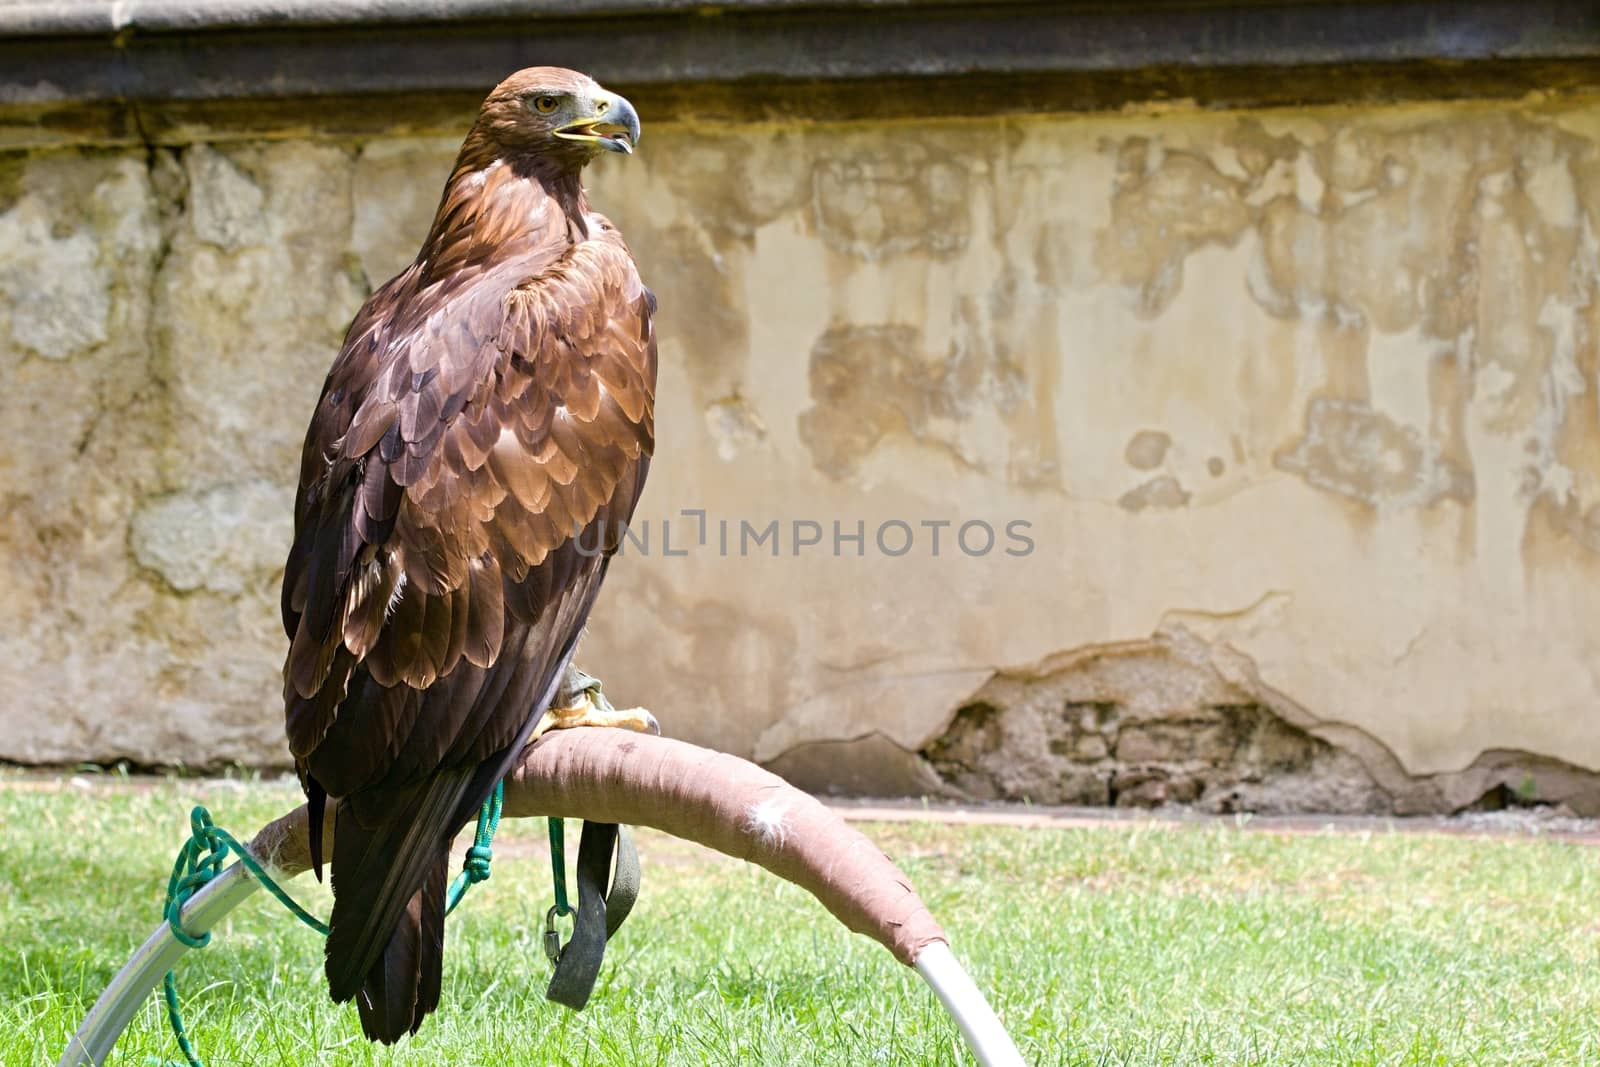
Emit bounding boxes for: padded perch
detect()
[64,730,1027,1067]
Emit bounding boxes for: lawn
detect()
[1,774,1596,1066]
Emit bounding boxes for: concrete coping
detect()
[1,1,1597,147]
[0,0,897,37]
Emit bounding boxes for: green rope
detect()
[159,781,505,1067]
[446,779,503,912]
[547,816,571,916]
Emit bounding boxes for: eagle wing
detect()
[278,210,654,1035]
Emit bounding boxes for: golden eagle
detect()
[279,67,657,1042]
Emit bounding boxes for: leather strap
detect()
[545,822,639,1009]
[604,825,639,938]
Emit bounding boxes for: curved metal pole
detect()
[57,863,259,1067]
[917,943,1027,1067]
[58,730,1029,1067]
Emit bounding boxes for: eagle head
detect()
[474,66,641,169]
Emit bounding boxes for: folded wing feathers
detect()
[284,221,653,784]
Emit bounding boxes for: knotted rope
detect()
[158,782,507,1067]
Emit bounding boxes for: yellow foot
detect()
[529,667,660,743]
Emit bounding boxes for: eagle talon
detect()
[531,665,660,743]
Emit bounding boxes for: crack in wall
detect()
[910,629,1600,816]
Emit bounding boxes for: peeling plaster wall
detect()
[1,96,1597,807]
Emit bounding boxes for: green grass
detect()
[1,775,1596,1066]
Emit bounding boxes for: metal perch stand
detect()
[58,730,1028,1067]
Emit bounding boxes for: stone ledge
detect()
[2,1,1598,146]
[0,0,910,37]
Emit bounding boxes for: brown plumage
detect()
[279,67,654,1043]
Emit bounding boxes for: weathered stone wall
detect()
[2,96,1597,810]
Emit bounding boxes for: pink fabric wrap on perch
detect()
[506,730,947,965]
[250,729,947,966]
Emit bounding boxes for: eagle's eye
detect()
[532,95,560,114]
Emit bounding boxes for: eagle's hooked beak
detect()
[555,90,641,155]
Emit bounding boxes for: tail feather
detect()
[306,777,327,882]
[356,886,423,1043]
[353,857,446,1043]
[325,770,472,1032]
[321,639,584,1042]
[415,854,447,1022]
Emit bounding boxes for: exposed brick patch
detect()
[918,631,1600,816]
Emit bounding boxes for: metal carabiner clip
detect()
[543,903,569,965]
